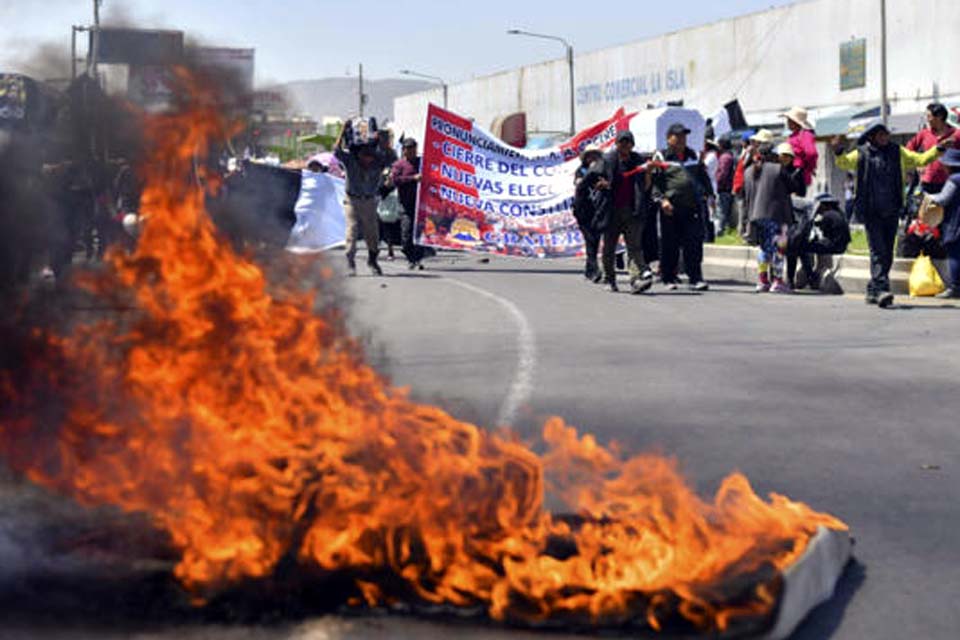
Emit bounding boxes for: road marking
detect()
[435,277,536,427]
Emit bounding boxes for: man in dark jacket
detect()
[591,130,654,294]
[573,145,605,282]
[651,123,714,291]
[390,138,424,269]
[834,120,941,307]
[714,137,736,235]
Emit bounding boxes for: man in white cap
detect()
[781,107,819,188]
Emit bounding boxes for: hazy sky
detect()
[1,0,796,86]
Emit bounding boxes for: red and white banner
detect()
[416,105,635,258]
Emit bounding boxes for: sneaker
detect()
[592,271,604,284]
[664,281,679,291]
[607,280,619,293]
[936,287,960,299]
[865,292,879,305]
[417,262,425,271]
[630,278,653,295]
[770,280,792,294]
[346,255,357,277]
[877,292,895,308]
[408,261,419,270]
[368,258,383,276]
[689,281,710,292]
[756,273,770,293]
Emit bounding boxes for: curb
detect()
[702,245,927,295]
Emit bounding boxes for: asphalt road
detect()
[3,252,959,639]
[346,253,960,640]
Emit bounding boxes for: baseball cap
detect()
[616,130,635,144]
[667,123,692,136]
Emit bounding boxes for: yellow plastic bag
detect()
[909,255,945,297]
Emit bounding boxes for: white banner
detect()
[286,171,347,253]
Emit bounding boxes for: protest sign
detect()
[286,171,347,253]
[416,105,635,258]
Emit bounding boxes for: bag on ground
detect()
[908,254,945,297]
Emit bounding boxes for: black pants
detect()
[787,252,816,287]
[400,211,424,264]
[660,206,704,284]
[642,212,659,266]
[577,222,602,277]
[864,215,899,295]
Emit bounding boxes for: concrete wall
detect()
[395,0,960,142]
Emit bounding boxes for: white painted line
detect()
[437,277,536,427]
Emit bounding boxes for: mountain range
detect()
[278,77,432,124]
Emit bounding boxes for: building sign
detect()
[94,28,184,66]
[576,67,687,106]
[840,39,866,91]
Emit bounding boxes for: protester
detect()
[781,107,819,187]
[591,130,654,294]
[714,136,736,235]
[843,172,856,222]
[744,143,801,293]
[377,130,401,260]
[905,102,960,194]
[702,139,720,243]
[833,119,943,307]
[334,124,393,276]
[928,148,960,298]
[572,144,606,282]
[734,129,774,236]
[390,137,425,270]
[651,123,713,291]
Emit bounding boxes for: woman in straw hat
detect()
[781,106,819,187]
[929,148,960,298]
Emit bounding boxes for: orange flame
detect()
[0,70,845,634]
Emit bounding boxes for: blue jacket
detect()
[933,173,960,247]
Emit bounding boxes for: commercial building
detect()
[394,0,959,194]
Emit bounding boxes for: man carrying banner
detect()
[334,125,392,276]
[652,123,714,291]
[592,130,654,294]
[390,137,425,270]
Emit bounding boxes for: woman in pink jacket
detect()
[781,107,819,187]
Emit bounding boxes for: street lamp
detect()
[507,29,575,136]
[400,69,448,109]
[880,0,888,126]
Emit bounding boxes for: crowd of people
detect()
[572,103,960,306]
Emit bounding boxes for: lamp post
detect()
[400,69,448,109]
[880,0,888,125]
[507,29,575,136]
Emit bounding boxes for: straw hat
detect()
[580,143,603,161]
[776,142,795,157]
[918,196,945,227]
[780,106,814,130]
[750,129,776,144]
